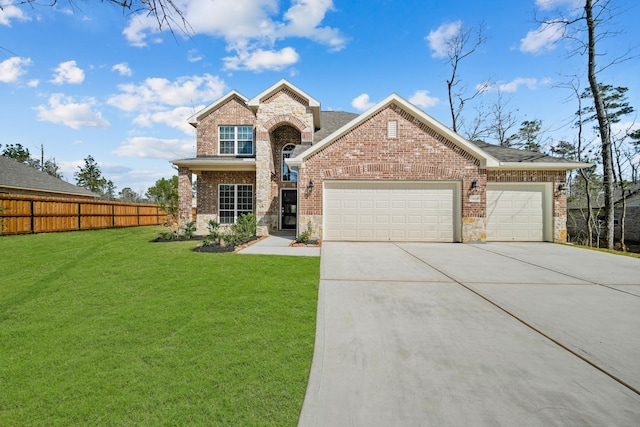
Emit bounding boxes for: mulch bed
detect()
[289,240,322,247]
[151,236,203,243]
[192,235,265,253]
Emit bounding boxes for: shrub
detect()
[159,231,177,241]
[232,213,256,242]
[296,221,313,244]
[182,221,197,239]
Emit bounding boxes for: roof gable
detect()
[288,93,498,168]
[247,79,321,128]
[187,90,249,127]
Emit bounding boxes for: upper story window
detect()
[282,144,297,182]
[219,126,254,155]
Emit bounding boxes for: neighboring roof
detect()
[288,93,589,171]
[568,183,640,209]
[188,90,249,127]
[0,156,98,198]
[247,79,321,129]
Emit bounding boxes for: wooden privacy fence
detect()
[0,194,168,235]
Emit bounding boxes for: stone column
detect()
[177,167,192,227]
[254,128,271,236]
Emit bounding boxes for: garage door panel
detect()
[486,186,545,242]
[324,181,456,242]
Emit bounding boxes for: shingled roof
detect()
[0,156,98,199]
[470,140,577,164]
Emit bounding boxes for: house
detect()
[172,80,586,243]
[567,183,640,249]
[0,156,98,199]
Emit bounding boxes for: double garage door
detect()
[323,181,549,242]
[324,181,458,242]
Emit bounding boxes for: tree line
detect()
[1,143,178,216]
[440,0,639,250]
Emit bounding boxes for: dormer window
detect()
[219,126,254,155]
[282,144,297,182]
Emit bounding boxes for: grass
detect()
[0,226,320,426]
[569,243,640,258]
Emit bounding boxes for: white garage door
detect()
[323,181,457,242]
[486,184,547,242]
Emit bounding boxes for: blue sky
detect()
[1,0,638,194]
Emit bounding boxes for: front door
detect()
[281,190,297,230]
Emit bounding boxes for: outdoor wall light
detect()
[306,180,314,194]
[470,180,479,190]
[557,183,566,193]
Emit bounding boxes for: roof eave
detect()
[488,161,594,171]
[0,185,99,199]
[187,90,249,127]
[171,158,257,172]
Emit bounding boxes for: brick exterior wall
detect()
[195,171,256,232]
[196,97,256,157]
[298,104,485,241]
[178,167,192,224]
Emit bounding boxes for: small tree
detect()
[2,143,31,163]
[74,155,116,199]
[146,176,179,222]
[509,119,545,152]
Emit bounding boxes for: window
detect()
[219,184,253,224]
[219,126,254,155]
[282,144,297,182]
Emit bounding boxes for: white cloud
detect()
[0,56,31,83]
[112,136,195,159]
[476,77,552,93]
[223,47,299,71]
[35,94,110,129]
[426,21,462,58]
[535,0,582,11]
[0,1,30,26]
[122,0,346,72]
[187,49,204,63]
[107,74,226,112]
[27,79,39,87]
[51,60,85,85]
[133,106,201,134]
[351,93,374,111]
[520,22,565,54]
[112,62,133,76]
[409,90,439,109]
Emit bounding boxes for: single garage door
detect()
[486,184,549,242]
[323,181,458,242]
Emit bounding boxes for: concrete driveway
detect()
[298,242,640,426]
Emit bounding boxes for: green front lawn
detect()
[0,227,320,426]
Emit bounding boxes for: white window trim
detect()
[218,126,254,156]
[218,184,254,224]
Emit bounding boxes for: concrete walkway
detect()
[237,233,320,256]
[299,242,640,426]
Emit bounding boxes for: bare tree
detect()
[538,0,633,249]
[4,0,188,35]
[486,92,519,147]
[441,24,487,133]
